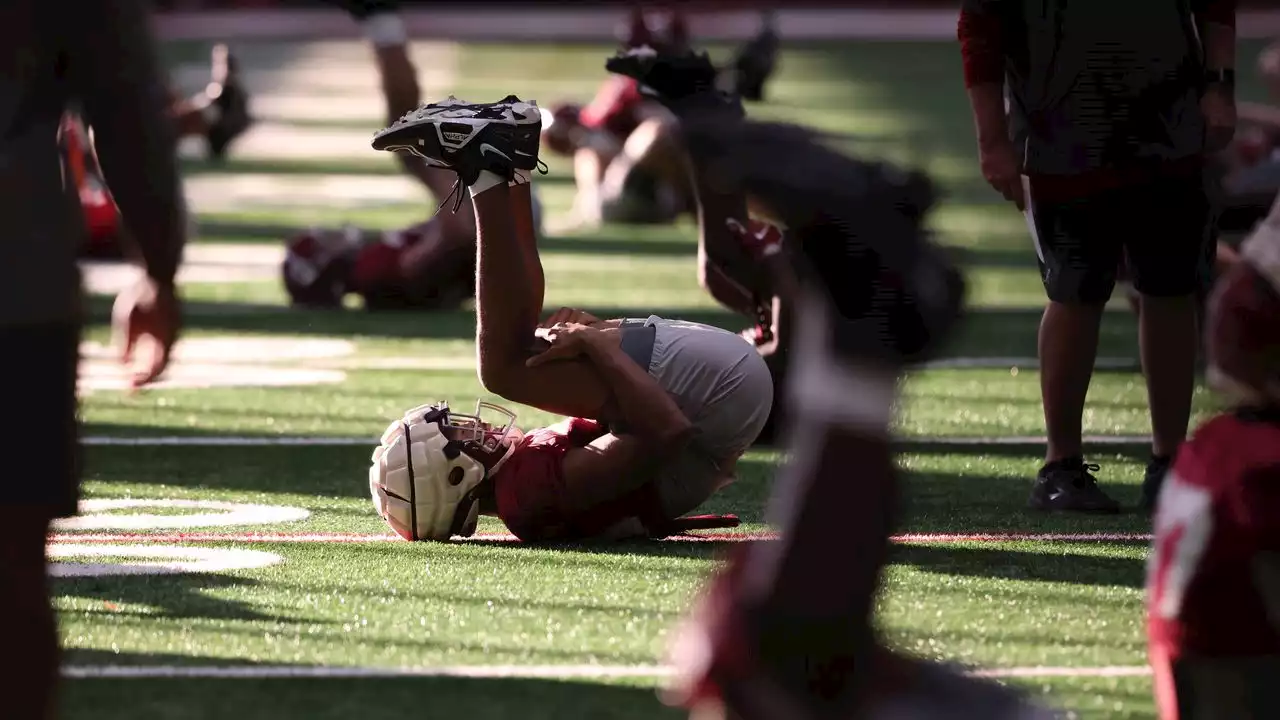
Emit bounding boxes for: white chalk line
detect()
[59,663,1150,680]
[48,545,283,577]
[81,434,1155,447]
[52,499,310,532]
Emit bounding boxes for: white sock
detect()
[469,169,507,197]
[509,169,532,187]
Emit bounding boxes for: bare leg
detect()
[1139,294,1199,458]
[508,181,546,313]
[1039,301,1105,463]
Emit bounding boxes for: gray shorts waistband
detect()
[618,318,657,370]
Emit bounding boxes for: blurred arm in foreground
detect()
[69,0,185,388]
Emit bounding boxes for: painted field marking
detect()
[59,663,1151,680]
[47,531,1154,545]
[81,434,1155,447]
[52,499,310,531]
[48,545,282,577]
[78,335,354,394]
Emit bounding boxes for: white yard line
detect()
[60,663,1150,680]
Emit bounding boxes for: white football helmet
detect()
[368,401,522,541]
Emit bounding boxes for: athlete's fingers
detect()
[525,343,576,367]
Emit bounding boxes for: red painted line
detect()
[46,531,1152,544]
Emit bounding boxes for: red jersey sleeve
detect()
[1234,466,1280,549]
[493,432,574,542]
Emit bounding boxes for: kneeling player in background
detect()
[1146,198,1280,720]
[602,47,1050,719]
[67,42,249,258]
[281,192,543,311]
[365,94,772,542]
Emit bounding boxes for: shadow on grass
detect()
[53,573,310,624]
[887,543,1146,588]
[62,675,681,720]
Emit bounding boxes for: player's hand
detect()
[112,276,181,389]
[1202,84,1237,153]
[725,217,783,262]
[527,322,603,366]
[539,306,603,329]
[977,138,1024,210]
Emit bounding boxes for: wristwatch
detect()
[1205,68,1236,87]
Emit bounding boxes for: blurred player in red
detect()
[540,5,777,228]
[67,42,250,258]
[1146,199,1280,720]
[1,1,186,718]
[597,46,1049,719]
[285,0,547,312]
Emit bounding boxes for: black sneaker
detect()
[605,45,742,119]
[371,95,545,210]
[729,11,780,102]
[1139,454,1173,513]
[204,44,252,161]
[1028,460,1121,513]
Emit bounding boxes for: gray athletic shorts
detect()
[618,315,773,518]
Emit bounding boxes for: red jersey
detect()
[1147,411,1280,664]
[578,76,645,141]
[493,417,664,542]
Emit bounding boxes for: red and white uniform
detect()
[1147,411,1280,716]
[578,76,646,141]
[494,418,664,542]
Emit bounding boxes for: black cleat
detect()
[1028,460,1121,514]
[1139,454,1173,513]
[204,44,252,161]
[605,45,741,119]
[730,11,780,102]
[372,96,546,210]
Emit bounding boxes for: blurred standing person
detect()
[959,0,1237,513]
[0,1,184,717]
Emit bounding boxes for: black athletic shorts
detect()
[1024,167,1218,304]
[0,323,80,518]
[330,0,400,21]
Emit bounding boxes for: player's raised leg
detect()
[372,97,613,418]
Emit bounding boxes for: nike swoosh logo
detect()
[513,150,533,157]
[1048,491,1064,501]
[479,143,511,161]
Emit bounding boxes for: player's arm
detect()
[66,0,185,288]
[556,337,697,514]
[1194,0,1236,75]
[958,0,1010,154]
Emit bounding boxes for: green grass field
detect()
[56,37,1272,719]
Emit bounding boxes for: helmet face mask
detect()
[439,401,519,455]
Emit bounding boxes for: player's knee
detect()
[1044,271,1115,306]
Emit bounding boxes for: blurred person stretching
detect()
[0,1,184,717]
[1146,195,1280,718]
[959,0,1237,513]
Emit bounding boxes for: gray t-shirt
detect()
[989,0,1207,175]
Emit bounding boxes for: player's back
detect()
[1147,410,1280,719]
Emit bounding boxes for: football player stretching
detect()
[1146,196,1280,720]
[364,93,773,542]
